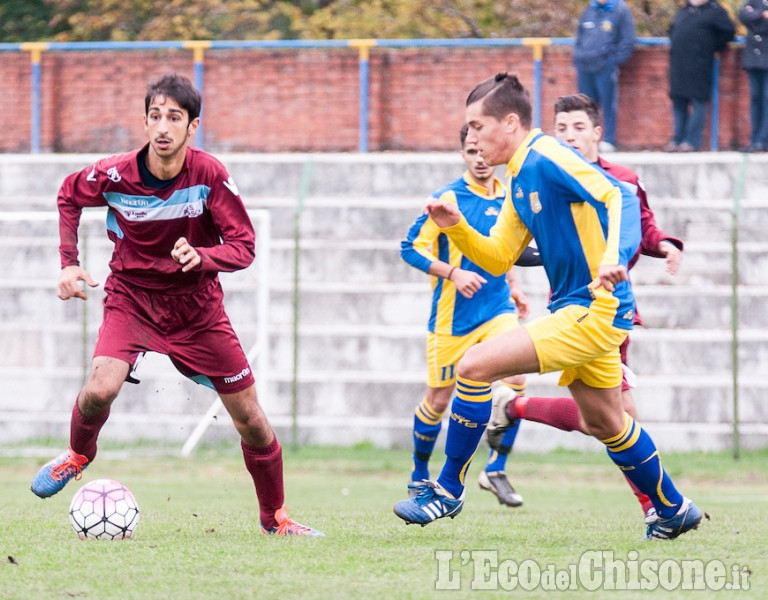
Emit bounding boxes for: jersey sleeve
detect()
[57,160,112,268]
[441,192,532,276]
[637,181,684,258]
[400,190,454,274]
[196,171,255,273]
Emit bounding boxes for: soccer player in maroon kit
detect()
[31,73,322,536]
[488,93,684,519]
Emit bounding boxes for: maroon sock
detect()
[70,401,110,462]
[241,437,285,529]
[520,396,583,432]
[624,473,654,515]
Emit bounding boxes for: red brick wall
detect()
[0,45,751,153]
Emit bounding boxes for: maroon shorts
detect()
[94,276,254,394]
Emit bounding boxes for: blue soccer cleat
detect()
[31,447,89,499]
[645,497,703,540]
[394,480,465,526]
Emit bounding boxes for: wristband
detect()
[447,267,456,281]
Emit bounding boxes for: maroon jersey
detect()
[58,144,255,293]
[598,157,684,327]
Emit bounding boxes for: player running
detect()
[393,73,702,541]
[400,124,537,508]
[31,73,322,537]
[486,93,685,520]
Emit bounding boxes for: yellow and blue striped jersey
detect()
[443,130,640,330]
[400,172,516,336]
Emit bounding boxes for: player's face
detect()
[461,142,494,182]
[554,110,601,162]
[465,101,510,167]
[144,95,198,161]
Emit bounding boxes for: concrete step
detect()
[263,238,768,287]
[250,196,768,243]
[262,324,768,378]
[258,369,766,425]
[262,282,768,330]
[4,152,768,202]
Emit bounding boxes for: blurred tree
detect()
[0,0,61,42]
[4,0,746,42]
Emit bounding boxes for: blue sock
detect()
[411,397,444,482]
[485,420,520,472]
[602,415,684,519]
[437,377,492,498]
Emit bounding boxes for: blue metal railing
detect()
[2,37,738,153]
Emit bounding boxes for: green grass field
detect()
[1,443,765,599]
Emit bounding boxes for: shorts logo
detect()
[107,166,122,182]
[622,309,634,320]
[485,207,499,217]
[224,367,251,384]
[530,191,542,213]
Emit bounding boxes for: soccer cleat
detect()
[478,470,523,507]
[261,505,324,537]
[31,447,89,498]
[393,480,465,526]
[486,387,516,452]
[407,481,421,499]
[645,497,702,540]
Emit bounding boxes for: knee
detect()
[425,389,452,414]
[79,384,118,415]
[583,411,627,442]
[456,349,491,383]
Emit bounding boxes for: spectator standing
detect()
[666,0,735,152]
[572,0,636,153]
[739,0,768,152]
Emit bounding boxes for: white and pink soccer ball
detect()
[69,479,140,540]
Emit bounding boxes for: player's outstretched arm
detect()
[58,265,99,301]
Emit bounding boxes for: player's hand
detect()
[450,268,487,299]
[171,237,201,272]
[511,288,530,319]
[58,265,99,300]
[595,264,628,292]
[425,200,461,228]
[659,241,682,275]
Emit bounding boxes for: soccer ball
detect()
[69,479,140,540]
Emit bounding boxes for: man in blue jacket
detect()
[573,0,636,152]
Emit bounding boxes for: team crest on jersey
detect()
[183,204,203,218]
[485,207,499,216]
[601,20,614,33]
[530,191,542,213]
[106,166,122,183]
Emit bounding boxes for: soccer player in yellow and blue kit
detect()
[393,73,702,541]
[400,124,535,508]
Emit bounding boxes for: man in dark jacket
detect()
[573,0,636,152]
[739,0,768,152]
[666,0,735,151]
